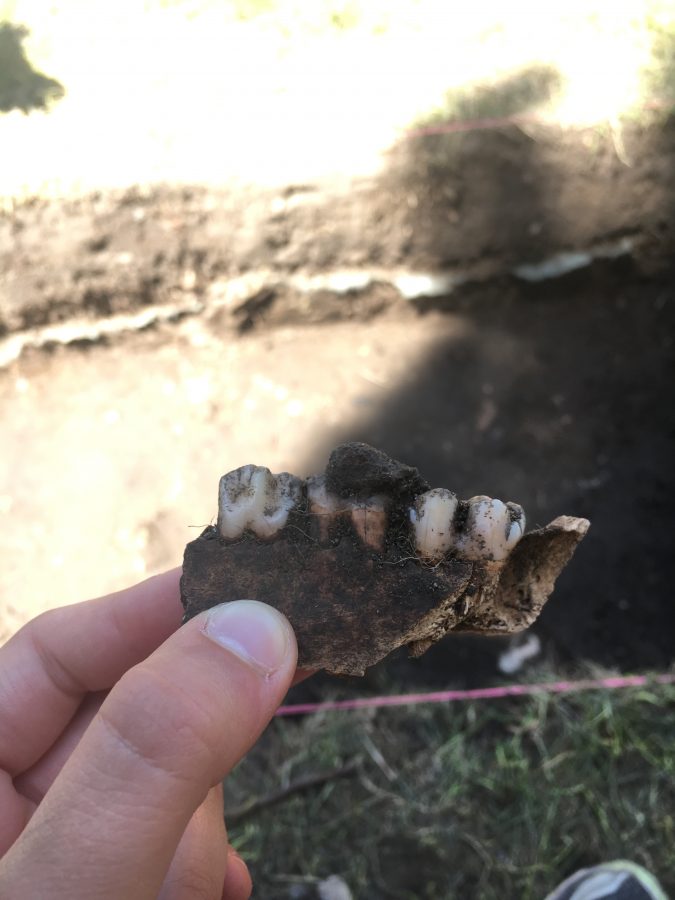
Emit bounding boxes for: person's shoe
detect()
[545,860,668,900]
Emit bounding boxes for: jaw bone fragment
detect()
[181,442,589,676]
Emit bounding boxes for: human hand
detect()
[0,569,299,898]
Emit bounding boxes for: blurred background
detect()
[1,1,674,897]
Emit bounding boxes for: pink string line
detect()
[404,113,536,138]
[276,673,675,717]
[402,100,669,140]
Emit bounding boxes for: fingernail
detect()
[202,600,291,676]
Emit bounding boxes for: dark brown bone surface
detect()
[181,443,589,675]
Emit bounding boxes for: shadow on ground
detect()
[287,71,675,697]
[292,259,675,695]
[0,22,64,113]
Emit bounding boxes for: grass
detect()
[225,672,675,899]
[412,64,564,129]
[642,8,675,112]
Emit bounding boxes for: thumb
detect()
[0,600,297,900]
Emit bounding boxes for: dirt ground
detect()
[1,119,674,686]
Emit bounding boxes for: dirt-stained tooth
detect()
[350,497,388,552]
[308,477,389,550]
[218,465,302,540]
[306,475,343,541]
[410,488,458,560]
[455,496,524,561]
[506,501,526,549]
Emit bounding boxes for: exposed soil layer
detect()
[1,119,674,688]
[2,119,675,336]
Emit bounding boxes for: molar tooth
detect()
[307,477,388,550]
[350,497,388,552]
[505,501,526,550]
[411,488,458,561]
[307,475,344,542]
[218,465,302,540]
[454,496,522,561]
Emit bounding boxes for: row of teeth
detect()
[217,466,525,562]
[409,487,525,562]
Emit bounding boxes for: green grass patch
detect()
[414,64,564,129]
[226,675,675,898]
[643,8,675,111]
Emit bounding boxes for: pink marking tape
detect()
[404,113,535,138]
[402,100,667,141]
[276,673,675,717]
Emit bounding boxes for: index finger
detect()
[0,568,183,776]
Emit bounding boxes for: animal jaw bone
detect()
[182,442,589,676]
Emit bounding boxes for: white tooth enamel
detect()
[350,496,388,551]
[411,488,458,560]
[218,465,302,539]
[455,496,523,561]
